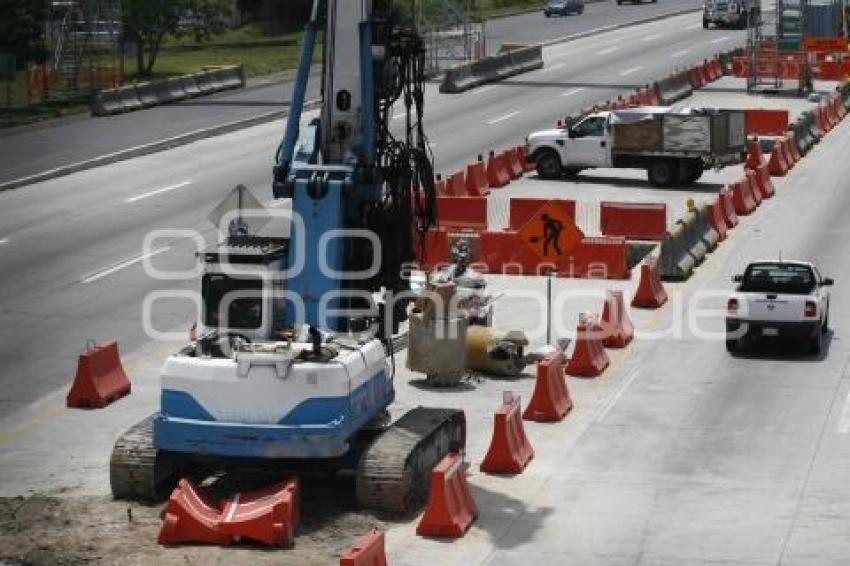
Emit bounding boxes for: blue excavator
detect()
[110,0,466,514]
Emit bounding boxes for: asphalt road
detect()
[0,0,704,187]
[0,12,745,414]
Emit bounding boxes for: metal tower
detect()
[45,0,123,100]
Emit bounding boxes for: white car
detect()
[726,260,833,355]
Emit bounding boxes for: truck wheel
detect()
[535,149,563,180]
[648,160,679,187]
[725,338,739,353]
[679,161,703,185]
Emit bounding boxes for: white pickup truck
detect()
[527,107,746,187]
[726,261,834,355]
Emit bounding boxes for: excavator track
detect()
[109,414,183,502]
[355,407,466,515]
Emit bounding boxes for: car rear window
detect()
[740,263,816,294]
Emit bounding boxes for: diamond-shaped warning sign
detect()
[517,201,583,263]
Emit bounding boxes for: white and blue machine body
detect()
[152,0,395,461]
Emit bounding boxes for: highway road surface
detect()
[0,12,744,414]
[0,0,703,187]
[3,6,850,565]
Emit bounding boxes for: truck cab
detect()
[528,112,613,178]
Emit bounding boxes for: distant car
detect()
[703,0,757,28]
[545,0,585,16]
[726,260,833,355]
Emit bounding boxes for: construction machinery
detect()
[110,0,466,515]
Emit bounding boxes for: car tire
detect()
[703,20,709,29]
[536,149,563,180]
[648,160,680,187]
[823,309,829,333]
[725,339,739,353]
[809,326,823,355]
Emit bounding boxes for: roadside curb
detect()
[0,100,321,192]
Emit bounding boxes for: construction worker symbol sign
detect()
[518,201,582,262]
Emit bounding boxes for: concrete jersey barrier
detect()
[655,70,693,105]
[441,46,543,94]
[90,64,245,116]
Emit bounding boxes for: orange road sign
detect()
[517,201,583,263]
[803,37,850,53]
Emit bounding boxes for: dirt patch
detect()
[0,477,388,566]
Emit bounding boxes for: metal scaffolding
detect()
[44,0,123,100]
[747,0,812,95]
[415,0,483,75]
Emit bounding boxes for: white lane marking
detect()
[487,111,521,125]
[126,181,192,203]
[597,368,641,423]
[0,238,8,245]
[643,33,663,42]
[619,65,645,77]
[686,23,702,30]
[539,63,567,74]
[561,87,587,97]
[671,49,691,58]
[81,246,170,284]
[599,46,620,55]
[837,390,850,433]
[711,36,730,44]
[225,493,240,522]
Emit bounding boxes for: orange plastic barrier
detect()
[708,198,728,241]
[416,452,478,538]
[767,140,789,176]
[218,478,300,548]
[599,201,666,241]
[159,479,231,545]
[781,137,797,168]
[600,290,634,348]
[340,530,388,566]
[732,57,748,77]
[566,316,610,378]
[720,187,739,228]
[508,198,576,231]
[436,197,487,231]
[744,169,763,206]
[420,228,451,270]
[744,138,769,170]
[504,149,525,179]
[569,237,630,280]
[479,231,549,275]
[446,170,467,197]
[67,340,131,408]
[688,67,704,88]
[631,257,668,309]
[752,163,776,199]
[786,134,802,164]
[826,95,841,127]
[466,157,490,197]
[712,58,724,79]
[701,60,715,82]
[731,179,757,215]
[515,146,534,173]
[159,478,299,547]
[523,351,572,422]
[745,109,789,136]
[486,150,511,188]
[480,393,534,474]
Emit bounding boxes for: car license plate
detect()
[762,327,779,337]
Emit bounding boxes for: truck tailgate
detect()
[742,294,807,322]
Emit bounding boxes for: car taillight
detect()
[727,298,738,314]
[805,301,817,318]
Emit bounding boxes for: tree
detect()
[0,0,47,67]
[122,0,232,77]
